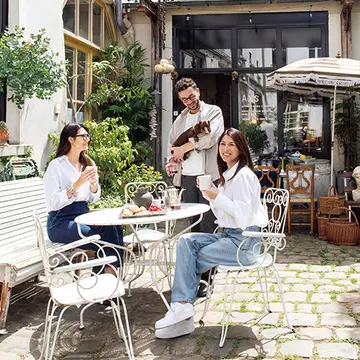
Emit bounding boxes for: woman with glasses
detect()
[43,123,123,269]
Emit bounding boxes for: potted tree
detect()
[0,26,65,109]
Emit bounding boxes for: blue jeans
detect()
[171,227,260,304]
[47,201,123,263]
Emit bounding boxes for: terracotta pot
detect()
[0,130,9,145]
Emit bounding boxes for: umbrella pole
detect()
[330,85,337,187]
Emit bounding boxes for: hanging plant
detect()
[0,26,66,108]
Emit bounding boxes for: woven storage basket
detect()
[317,212,328,240]
[319,186,345,215]
[326,207,360,246]
[317,210,347,240]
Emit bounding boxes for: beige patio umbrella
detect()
[267,56,360,187]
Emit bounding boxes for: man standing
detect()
[166,77,224,296]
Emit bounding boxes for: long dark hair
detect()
[217,127,254,186]
[55,123,92,170]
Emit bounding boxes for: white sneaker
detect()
[155,317,195,339]
[155,302,195,329]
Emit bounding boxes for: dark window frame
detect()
[172,11,330,159]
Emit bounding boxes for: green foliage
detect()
[334,97,360,170]
[0,26,65,108]
[84,118,135,192]
[239,122,269,156]
[47,120,163,209]
[134,140,153,164]
[86,41,154,145]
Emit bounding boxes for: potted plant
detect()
[334,96,360,193]
[239,122,269,164]
[0,121,9,145]
[0,26,65,109]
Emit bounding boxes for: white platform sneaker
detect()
[155,302,195,329]
[155,317,195,339]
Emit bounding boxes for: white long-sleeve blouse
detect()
[43,156,100,212]
[210,164,268,230]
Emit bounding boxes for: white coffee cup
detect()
[152,199,162,207]
[198,175,212,191]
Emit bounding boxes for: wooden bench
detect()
[0,177,65,330]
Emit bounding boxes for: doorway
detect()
[174,74,232,128]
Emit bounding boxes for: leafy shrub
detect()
[0,26,65,108]
[47,119,163,209]
[239,122,269,156]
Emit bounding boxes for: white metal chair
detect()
[33,213,135,360]
[199,188,294,347]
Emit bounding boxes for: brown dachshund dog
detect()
[171,120,211,160]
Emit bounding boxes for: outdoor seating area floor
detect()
[0,232,359,360]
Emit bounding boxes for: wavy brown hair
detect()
[55,123,92,170]
[217,127,254,186]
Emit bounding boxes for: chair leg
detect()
[310,201,315,235]
[39,298,53,360]
[257,269,271,313]
[48,306,70,360]
[198,267,217,326]
[219,270,239,348]
[287,204,291,235]
[111,297,135,360]
[79,303,94,330]
[271,266,294,332]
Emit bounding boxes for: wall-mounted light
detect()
[248,11,252,24]
[151,89,162,107]
[309,5,313,18]
[186,8,190,21]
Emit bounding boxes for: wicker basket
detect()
[326,207,360,246]
[318,186,345,215]
[317,212,328,240]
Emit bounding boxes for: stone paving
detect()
[0,233,359,360]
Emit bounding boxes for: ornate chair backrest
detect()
[286,165,314,199]
[255,166,280,196]
[125,181,168,203]
[258,188,289,262]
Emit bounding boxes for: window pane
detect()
[237,29,276,68]
[239,73,277,155]
[77,50,86,101]
[79,0,90,40]
[282,27,322,64]
[76,105,85,123]
[104,18,112,47]
[284,94,324,157]
[93,3,102,46]
[63,0,76,33]
[67,102,74,123]
[65,46,75,99]
[178,29,232,68]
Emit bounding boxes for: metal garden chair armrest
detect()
[52,255,117,273]
[242,231,285,238]
[47,235,101,255]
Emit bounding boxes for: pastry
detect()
[128,204,140,213]
[135,210,149,216]
[122,208,133,217]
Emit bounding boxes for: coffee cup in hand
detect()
[198,175,212,191]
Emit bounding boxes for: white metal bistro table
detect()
[75,203,210,307]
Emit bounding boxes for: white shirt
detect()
[181,112,205,176]
[44,156,101,212]
[210,164,268,230]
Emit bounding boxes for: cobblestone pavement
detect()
[0,233,359,360]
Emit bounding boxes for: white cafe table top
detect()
[75,203,210,226]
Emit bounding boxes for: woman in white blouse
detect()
[44,123,123,265]
[155,127,268,339]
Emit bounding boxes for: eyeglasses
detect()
[180,92,197,104]
[73,134,91,141]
